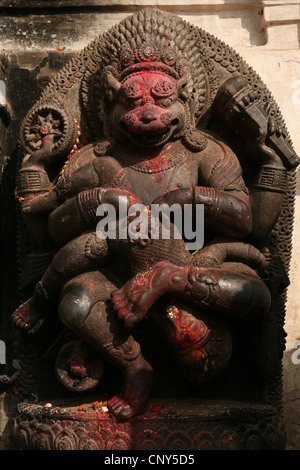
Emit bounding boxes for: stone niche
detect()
[0,3,299,451]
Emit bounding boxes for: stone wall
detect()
[0,0,299,450]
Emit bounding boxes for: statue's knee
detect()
[58,286,94,330]
[250,278,271,315]
[238,277,271,318]
[51,236,87,276]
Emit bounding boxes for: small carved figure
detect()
[12,8,295,421]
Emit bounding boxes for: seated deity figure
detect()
[12,9,290,421]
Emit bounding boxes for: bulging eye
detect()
[122,82,143,99]
[152,80,175,98]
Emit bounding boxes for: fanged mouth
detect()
[133,128,172,144]
[121,119,179,146]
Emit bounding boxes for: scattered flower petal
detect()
[152,405,163,413]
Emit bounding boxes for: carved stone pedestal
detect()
[12,399,285,450]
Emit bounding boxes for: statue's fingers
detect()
[268,117,276,135]
[108,395,121,408]
[277,124,283,137]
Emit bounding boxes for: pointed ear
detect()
[104,70,121,102]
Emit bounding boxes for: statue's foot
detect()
[108,357,153,420]
[111,261,172,328]
[12,298,47,333]
[67,342,89,379]
[68,355,88,379]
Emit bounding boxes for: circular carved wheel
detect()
[55,340,105,393]
[19,98,78,162]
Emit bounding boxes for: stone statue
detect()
[11,8,298,428]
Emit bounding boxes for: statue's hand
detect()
[152,187,193,207]
[101,188,143,210]
[268,116,287,140]
[246,128,283,167]
[22,134,56,170]
[21,190,60,214]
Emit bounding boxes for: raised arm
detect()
[248,131,287,241]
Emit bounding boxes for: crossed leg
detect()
[58,270,153,420]
[111,260,271,328]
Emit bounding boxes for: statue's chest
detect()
[112,154,197,205]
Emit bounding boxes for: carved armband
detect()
[187,268,220,306]
[193,186,220,219]
[76,189,102,226]
[102,340,141,364]
[16,168,51,197]
[253,165,287,193]
[34,281,50,304]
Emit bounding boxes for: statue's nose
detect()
[140,109,157,123]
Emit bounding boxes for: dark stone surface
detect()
[1,7,298,449]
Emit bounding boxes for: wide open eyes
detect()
[122,78,175,99]
[152,80,175,98]
[121,76,176,109]
[122,82,143,99]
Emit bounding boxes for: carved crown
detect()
[111,40,189,81]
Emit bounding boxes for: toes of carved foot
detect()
[113,402,128,415]
[114,300,127,311]
[116,404,134,420]
[111,294,127,311]
[15,318,26,328]
[108,395,122,409]
[110,290,123,301]
[108,400,134,419]
[12,307,24,321]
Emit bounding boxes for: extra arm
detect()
[248,136,287,241]
[20,149,100,214]
[16,136,54,201]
